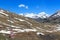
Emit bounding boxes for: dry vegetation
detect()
[0,10,60,40]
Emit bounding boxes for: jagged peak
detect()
[50,10,60,18]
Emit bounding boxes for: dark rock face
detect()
[33,11,60,24]
[43,34,56,40]
[39,33,60,40]
[48,11,60,23]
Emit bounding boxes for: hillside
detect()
[0,9,60,40]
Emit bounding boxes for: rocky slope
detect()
[48,11,60,23]
[32,10,60,24]
[0,9,60,40]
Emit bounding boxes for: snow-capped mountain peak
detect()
[37,12,49,18]
[20,12,49,19]
[50,10,60,18]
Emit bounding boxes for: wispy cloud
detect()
[18,4,28,9]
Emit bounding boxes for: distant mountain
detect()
[20,12,49,19]
[30,11,60,23]
[48,11,60,23]
[50,11,60,18]
[20,12,49,22]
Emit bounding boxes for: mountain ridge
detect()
[0,9,60,40]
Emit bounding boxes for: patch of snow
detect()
[55,24,60,31]
[15,17,32,25]
[0,11,9,16]
[15,18,25,21]
[0,21,10,26]
[36,32,45,35]
[0,21,20,28]
[36,27,41,29]
[24,29,37,32]
[0,30,16,34]
[36,27,46,32]
[10,25,21,29]
[13,29,37,32]
[0,29,34,34]
[56,27,60,31]
[57,28,60,30]
[15,27,20,28]
[8,20,14,23]
[54,12,60,16]
[13,29,25,32]
[46,30,53,33]
[11,25,16,27]
[25,21,32,26]
[0,30,10,34]
[57,12,60,16]
[19,19,25,21]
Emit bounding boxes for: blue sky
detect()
[0,0,60,15]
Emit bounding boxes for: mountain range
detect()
[20,12,49,19]
[21,11,60,23]
[0,9,60,40]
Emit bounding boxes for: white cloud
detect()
[19,4,25,7]
[18,4,28,9]
[25,6,28,9]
